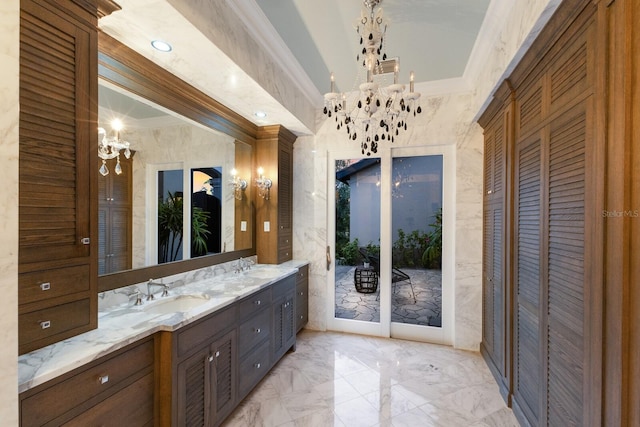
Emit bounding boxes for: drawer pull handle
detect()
[299,292,304,296]
[208,355,214,362]
[255,300,261,305]
[255,328,261,334]
[254,363,261,369]
[40,320,51,329]
[300,315,304,320]
[81,237,91,245]
[98,375,109,384]
[40,282,51,291]
[215,351,220,358]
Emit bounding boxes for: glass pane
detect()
[157,170,184,263]
[391,155,443,327]
[334,158,381,323]
[191,167,222,257]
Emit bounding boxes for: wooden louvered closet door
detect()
[18,0,97,355]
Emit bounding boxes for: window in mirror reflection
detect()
[157,170,184,263]
[191,167,222,257]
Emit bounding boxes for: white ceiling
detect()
[255,0,491,94]
[99,0,492,136]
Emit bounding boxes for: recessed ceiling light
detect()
[254,111,267,119]
[151,40,172,52]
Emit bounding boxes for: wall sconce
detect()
[229,168,247,200]
[98,118,131,176]
[255,167,272,200]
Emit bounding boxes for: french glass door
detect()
[327,146,453,344]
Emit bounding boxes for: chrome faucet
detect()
[115,287,144,306]
[234,257,253,273]
[147,279,169,301]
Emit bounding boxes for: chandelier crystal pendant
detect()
[323,0,421,156]
[98,118,131,176]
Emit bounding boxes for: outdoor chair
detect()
[359,248,416,303]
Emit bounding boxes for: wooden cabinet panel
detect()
[19,299,91,350]
[295,265,309,332]
[479,2,602,425]
[176,346,211,427]
[237,287,270,320]
[238,307,271,357]
[272,277,296,362]
[238,340,270,399]
[176,305,236,358]
[19,0,98,354]
[18,264,90,305]
[255,125,296,264]
[62,373,154,427]
[20,338,154,427]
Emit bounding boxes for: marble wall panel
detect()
[0,0,20,423]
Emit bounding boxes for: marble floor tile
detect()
[222,331,519,427]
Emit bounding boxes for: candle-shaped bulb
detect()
[257,166,264,177]
[330,72,335,93]
[410,71,415,92]
[394,63,399,84]
[231,168,237,177]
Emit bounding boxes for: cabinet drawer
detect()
[19,264,90,305]
[19,298,91,347]
[272,274,295,299]
[237,288,270,320]
[238,307,271,357]
[62,372,154,427]
[21,339,154,427]
[296,265,308,284]
[177,305,236,358]
[238,340,270,399]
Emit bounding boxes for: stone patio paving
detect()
[334,265,442,327]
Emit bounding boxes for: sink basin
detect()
[143,294,210,315]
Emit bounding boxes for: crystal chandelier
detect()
[323,0,421,156]
[98,118,131,176]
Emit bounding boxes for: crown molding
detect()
[226,0,324,108]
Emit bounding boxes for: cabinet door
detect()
[177,346,214,427]
[272,292,295,361]
[211,330,237,426]
[19,0,96,265]
[277,140,293,263]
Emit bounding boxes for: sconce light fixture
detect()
[230,168,247,200]
[98,118,131,176]
[255,167,272,200]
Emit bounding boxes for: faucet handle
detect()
[161,284,169,297]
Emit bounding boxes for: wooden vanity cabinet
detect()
[255,125,297,264]
[18,0,99,355]
[295,264,309,332]
[20,337,155,427]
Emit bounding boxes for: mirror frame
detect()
[97,32,257,292]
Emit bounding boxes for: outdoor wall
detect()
[292,0,561,350]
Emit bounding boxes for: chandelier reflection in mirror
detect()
[98,118,131,176]
[323,0,421,156]
[229,168,247,200]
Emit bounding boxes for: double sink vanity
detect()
[18,260,309,426]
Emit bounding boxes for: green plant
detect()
[158,191,211,262]
[191,206,211,257]
[422,209,442,269]
[158,192,183,263]
[337,238,360,265]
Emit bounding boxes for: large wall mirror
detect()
[98,33,257,292]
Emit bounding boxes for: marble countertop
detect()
[18,260,308,393]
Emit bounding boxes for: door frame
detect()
[326,143,455,345]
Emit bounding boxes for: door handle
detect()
[326,245,332,271]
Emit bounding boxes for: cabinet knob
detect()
[255,328,261,334]
[215,351,220,358]
[300,315,304,320]
[487,190,493,195]
[81,237,91,245]
[254,363,261,369]
[299,291,304,296]
[255,300,261,305]
[98,375,109,385]
[40,282,51,291]
[208,355,214,362]
[40,320,51,329]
